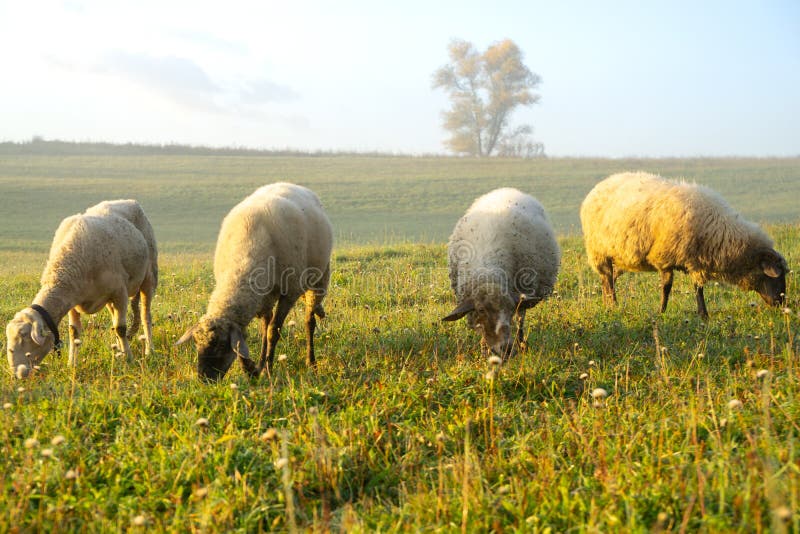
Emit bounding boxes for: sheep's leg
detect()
[139,275,155,355]
[107,292,132,361]
[515,308,528,351]
[659,270,674,313]
[264,296,295,372]
[127,293,141,340]
[256,310,272,372]
[304,291,321,367]
[694,284,709,320]
[67,309,82,367]
[598,258,617,305]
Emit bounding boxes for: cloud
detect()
[239,78,299,105]
[89,50,302,122]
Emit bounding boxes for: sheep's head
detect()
[6,309,54,377]
[737,248,788,307]
[442,284,523,358]
[177,317,253,381]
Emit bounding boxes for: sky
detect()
[0,0,798,157]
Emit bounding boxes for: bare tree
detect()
[433,39,543,157]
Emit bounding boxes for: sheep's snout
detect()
[198,354,235,382]
[491,341,517,359]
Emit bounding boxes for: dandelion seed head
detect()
[287,320,296,328]
[260,428,278,441]
[15,364,29,379]
[591,388,608,399]
[41,448,53,458]
[24,438,40,449]
[64,469,78,480]
[579,373,589,380]
[588,360,596,367]
[728,399,743,410]
[229,383,238,390]
[17,387,25,393]
[195,417,210,428]
[488,355,502,366]
[775,505,792,521]
[756,369,769,379]
[51,435,66,446]
[73,339,82,346]
[137,334,146,341]
[131,515,147,527]
[277,353,288,362]
[781,307,791,314]
[194,487,209,498]
[275,458,289,469]
[2,403,11,410]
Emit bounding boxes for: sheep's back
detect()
[213,183,333,289]
[448,188,559,298]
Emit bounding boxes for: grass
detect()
[0,152,799,531]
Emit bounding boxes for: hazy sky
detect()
[1,0,798,157]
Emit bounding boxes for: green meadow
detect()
[0,149,798,531]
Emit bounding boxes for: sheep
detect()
[6,200,158,375]
[580,172,788,319]
[442,187,560,358]
[177,182,333,381]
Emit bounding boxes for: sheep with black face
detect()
[177,183,332,381]
[580,172,788,318]
[443,188,560,358]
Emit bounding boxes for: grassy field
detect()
[0,152,799,531]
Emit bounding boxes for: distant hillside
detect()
[0,148,797,250]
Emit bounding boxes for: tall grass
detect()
[0,231,797,531]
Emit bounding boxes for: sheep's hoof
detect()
[239,357,260,377]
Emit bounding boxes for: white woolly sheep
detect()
[177,182,333,381]
[6,200,158,375]
[442,188,561,357]
[580,172,788,318]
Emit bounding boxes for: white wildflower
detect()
[15,364,29,379]
[591,388,608,399]
[728,399,743,410]
[260,428,278,441]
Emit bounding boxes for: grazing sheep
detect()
[6,200,158,375]
[177,183,333,381]
[442,188,560,358]
[580,172,788,318]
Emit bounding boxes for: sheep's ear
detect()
[230,326,251,361]
[760,250,786,279]
[30,318,48,346]
[442,300,474,322]
[175,325,198,346]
